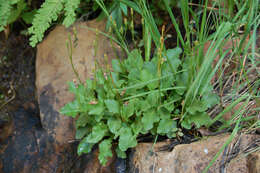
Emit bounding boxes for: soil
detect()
[0,32,41,172]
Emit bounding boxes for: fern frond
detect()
[0,0,12,31]
[28,0,63,47]
[62,0,80,27]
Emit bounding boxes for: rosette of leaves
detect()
[60,48,219,165]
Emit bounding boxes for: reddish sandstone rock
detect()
[129,133,260,173]
[35,20,122,172]
[0,19,122,173]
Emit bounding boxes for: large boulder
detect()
[129,133,260,173]
[36,20,122,145]
[35,20,122,172]
[0,19,122,173]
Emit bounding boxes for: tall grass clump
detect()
[61,0,259,167]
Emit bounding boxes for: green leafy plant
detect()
[60,46,219,165]
[0,0,84,46]
[0,0,179,47]
[0,0,132,47]
[60,0,259,168]
[0,0,33,31]
[28,0,76,47]
[96,0,128,30]
[0,0,17,31]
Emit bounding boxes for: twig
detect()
[0,83,15,110]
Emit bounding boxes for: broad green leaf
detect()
[76,114,90,128]
[116,146,126,158]
[104,82,116,99]
[181,118,192,129]
[89,102,104,115]
[119,127,137,151]
[140,100,151,112]
[166,48,182,72]
[157,119,177,134]
[111,72,125,88]
[77,84,87,104]
[176,72,188,95]
[162,100,175,112]
[140,69,153,82]
[200,83,214,95]
[68,81,77,93]
[68,83,86,105]
[140,69,158,90]
[141,110,160,131]
[131,117,143,135]
[7,0,27,24]
[120,2,128,15]
[122,101,135,120]
[128,69,141,83]
[86,123,108,143]
[77,136,94,155]
[125,49,143,71]
[147,92,159,106]
[105,99,120,114]
[143,61,157,76]
[130,49,143,70]
[111,3,123,28]
[96,69,105,85]
[189,112,212,128]
[187,99,208,114]
[10,0,20,4]
[94,112,104,122]
[174,109,180,114]
[108,117,122,135]
[202,93,219,108]
[21,10,37,24]
[120,0,141,13]
[168,91,182,103]
[161,64,175,88]
[98,139,113,166]
[167,131,177,138]
[60,100,79,117]
[75,127,90,139]
[158,107,171,119]
[96,86,106,100]
[86,79,94,89]
[112,59,123,73]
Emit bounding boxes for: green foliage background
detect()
[60,47,220,165]
[0,0,133,47]
[1,0,259,169]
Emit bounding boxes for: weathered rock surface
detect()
[36,20,122,144]
[129,133,260,173]
[35,20,122,172]
[0,19,121,173]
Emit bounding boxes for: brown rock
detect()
[35,20,122,172]
[0,19,122,173]
[129,133,260,173]
[36,20,122,144]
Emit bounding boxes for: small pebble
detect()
[204,148,208,154]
